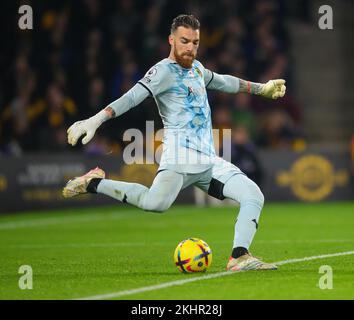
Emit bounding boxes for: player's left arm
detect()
[204,69,286,99]
[238,78,286,99]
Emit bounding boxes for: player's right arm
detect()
[67,84,150,146]
[67,63,170,146]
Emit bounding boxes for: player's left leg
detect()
[196,157,277,271]
[223,173,264,254]
[222,174,276,270]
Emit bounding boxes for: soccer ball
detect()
[174,238,212,273]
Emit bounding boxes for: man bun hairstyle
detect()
[171,14,200,34]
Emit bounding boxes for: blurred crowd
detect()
[0,0,306,167]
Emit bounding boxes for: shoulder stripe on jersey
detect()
[205,72,214,88]
[137,81,153,97]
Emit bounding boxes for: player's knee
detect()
[232,176,264,208]
[253,186,265,208]
[143,197,171,213]
[243,182,264,209]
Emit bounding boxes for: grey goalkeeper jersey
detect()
[107,58,240,173]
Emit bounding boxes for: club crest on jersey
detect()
[195,67,202,78]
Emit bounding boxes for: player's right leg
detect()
[63,168,183,213]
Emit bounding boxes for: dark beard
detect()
[174,48,195,69]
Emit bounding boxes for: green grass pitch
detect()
[0,202,353,300]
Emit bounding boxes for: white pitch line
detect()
[75,250,354,300]
[273,251,354,265]
[0,211,134,230]
[256,239,354,244]
[4,242,157,249]
[4,239,354,250]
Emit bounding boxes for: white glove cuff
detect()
[89,110,109,127]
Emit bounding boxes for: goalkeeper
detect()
[63,15,286,271]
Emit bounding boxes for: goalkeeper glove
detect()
[67,111,107,146]
[259,79,286,99]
